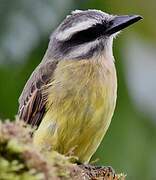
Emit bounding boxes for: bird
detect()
[18,9,142,163]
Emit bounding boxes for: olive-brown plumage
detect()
[18,60,58,126]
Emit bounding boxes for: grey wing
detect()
[18,60,58,127]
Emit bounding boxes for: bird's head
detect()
[47,9,142,60]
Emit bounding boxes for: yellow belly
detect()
[33,57,117,163]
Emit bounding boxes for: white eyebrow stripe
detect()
[57,19,98,41]
[64,40,99,59]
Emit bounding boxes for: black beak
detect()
[106,15,143,35]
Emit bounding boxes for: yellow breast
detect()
[34,55,117,163]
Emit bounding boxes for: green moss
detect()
[0,120,74,180]
[0,120,125,180]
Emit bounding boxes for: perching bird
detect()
[18,10,142,163]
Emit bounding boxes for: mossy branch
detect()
[0,120,126,180]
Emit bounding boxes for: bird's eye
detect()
[64,23,107,46]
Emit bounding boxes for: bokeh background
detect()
[0,0,156,179]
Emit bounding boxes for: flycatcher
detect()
[18,10,142,163]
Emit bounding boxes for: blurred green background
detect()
[0,0,156,179]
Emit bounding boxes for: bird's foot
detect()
[67,155,79,164]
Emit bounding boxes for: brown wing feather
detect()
[18,60,58,127]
